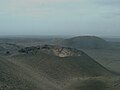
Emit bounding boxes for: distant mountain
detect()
[61,36,110,49]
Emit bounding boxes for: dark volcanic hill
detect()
[61,36,110,49]
[17,45,112,77]
[0,45,119,90]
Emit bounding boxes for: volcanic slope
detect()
[0,45,120,90]
[61,36,110,49]
[0,56,40,90]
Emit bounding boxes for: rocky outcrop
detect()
[0,43,21,55]
[18,45,84,57]
[52,46,82,57]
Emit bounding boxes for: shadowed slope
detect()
[11,54,110,80]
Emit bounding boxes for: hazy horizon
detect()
[0,35,120,39]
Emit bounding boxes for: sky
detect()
[0,0,120,36]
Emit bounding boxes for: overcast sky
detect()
[0,0,120,36]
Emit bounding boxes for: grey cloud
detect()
[90,0,120,18]
[93,0,120,6]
